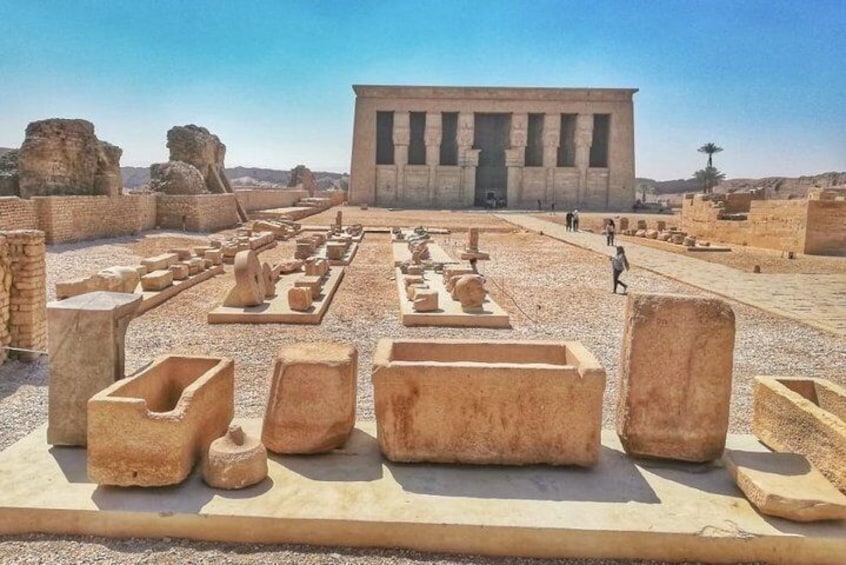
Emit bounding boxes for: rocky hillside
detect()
[638,172,846,199]
[120,166,348,191]
[0,147,12,157]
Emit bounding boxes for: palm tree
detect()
[698,142,723,168]
[694,166,726,194]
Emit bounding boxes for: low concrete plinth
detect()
[392,241,457,266]
[0,422,844,564]
[372,339,605,466]
[137,264,224,314]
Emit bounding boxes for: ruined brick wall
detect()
[681,196,809,253]
[156,194,239,232]
[234,189,308,212]
[0,237,9,364]
[2,230,46,362]
[0,197,38,231]
[32,195,157,244]
[805,200,846,255]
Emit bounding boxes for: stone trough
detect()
[372,339,606,466]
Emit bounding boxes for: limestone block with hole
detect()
[87,355,234,486]
[47,292,141,446]
[294,275,322,299]
[169,248,192,261]
[203,424,268,490]
[223,250,264,307]
[412,289,439,312]
[169,263,189,281]
[452,275,487,309]
[141,253,179,272]
[616,293,735,462]
[204,249,223,266]
[140,269,173,291]
[262,342,357,454]
[287,286,313,311]
[723,449,846,522]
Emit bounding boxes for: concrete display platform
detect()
[396,268,511,328]
[392,241,458,267]
[136,264,224,314]
[207,267,344,324]
[0,421,843,564]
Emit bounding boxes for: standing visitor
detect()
[606,219,616,246]
[572,209,580,231]
[610,246,630,294]
[565,211,573,231]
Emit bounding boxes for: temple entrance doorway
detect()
[473,113,510,207]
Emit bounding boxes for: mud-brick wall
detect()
[805,200,846,256]
[0,197,38,231]
[234,189,308,212]
[0,236,9,364]
[156,194,239,232]
[2,230,46,362]
[32,195,157,244]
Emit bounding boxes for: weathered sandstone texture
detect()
[723,449,846,522]
[753,376,846,492]
[16,119,122,199]
[149,161,207,195]
[0,230,47,364]
[288,165,317,196]
[47,292,141,446]
[262,342,357,454]
[616,293,736,462]
[223,250,264,307]
[87,355,234,486]
[203,424,268,490]
[372,339,606,466]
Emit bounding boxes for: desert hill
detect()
[120,166,348,191]
[638,171,846,200]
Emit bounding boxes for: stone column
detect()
[6,230,47,362]
[47,291,141,446]
[457,112,477,207]
[575,114,594,207]
[424,111,442,204]
[542,114,561,204]
[392,112,410,206]
[506,113,528,206]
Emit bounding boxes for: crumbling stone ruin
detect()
[288,165,317,196]
[0,230,47,365]
[0,119,123,199]
[149,124,248,221]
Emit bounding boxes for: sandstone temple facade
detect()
[349,85,637,210]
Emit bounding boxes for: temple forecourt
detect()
[349,85,637,210]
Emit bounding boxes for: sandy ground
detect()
[303,206,517,231]
[0,210,841,564]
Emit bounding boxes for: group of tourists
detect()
[564,209,580,231]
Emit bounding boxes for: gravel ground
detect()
[304,207,514,231]
[0,212,841,564]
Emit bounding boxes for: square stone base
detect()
[0,421,843,564]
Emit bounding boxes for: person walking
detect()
[610,246,629,294]
[572,209,580,232]
[565,211,573,231]
[605,219,616,246]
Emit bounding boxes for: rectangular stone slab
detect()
[208,267,344,324]
[135,264,223,314]
[140,253,179,272]
[395,268,510,328]
[0,422,844,564]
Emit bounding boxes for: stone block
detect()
[304,258,329,277]
[645,229,658,239]
[140,269,174,291]
[412,289,439,312]
[616,293,735,462]
[723,449,846,522]
[295,242,313,260]
[169,248,192,261]
[169,263,189,281]
[203,424,268,490]
[187,257,205,275]
[140,253,179,272]
[326,242,346,261]
[294,275,322,299]
[372,339,606,466]
[287,286,313,311]
[204,249,223,266]
[262,342,357,454]
[203,258,213,269]
[87,355,234,486]
[47,292,141,446]
[753,377,846,492]
[452,274,486,309]
[223,250,264,307]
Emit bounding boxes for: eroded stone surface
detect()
[287,286,313,312]
[203,424,268,490]
[262,342,357,454]
[616,292,735,462]
[223,250,264,307]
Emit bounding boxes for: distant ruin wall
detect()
[1,230,47,363]
[234,189,308,212]
[313,190,347,206]
[0,197,38,231]
[32,195,157,244]
[156,194,239,232]
[805,200,846,256]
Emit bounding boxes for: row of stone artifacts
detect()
[44,289,846,522]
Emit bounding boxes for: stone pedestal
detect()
[47,291,141,446]
[616,293,735,462]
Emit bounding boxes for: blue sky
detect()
[0,1,843,179]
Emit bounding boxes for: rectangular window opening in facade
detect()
[376,111,394,165]
[408,112,426,165]
[557,114,577,167]
[440,112,458,166]
[590,114,610,168]
[525,113,544,167]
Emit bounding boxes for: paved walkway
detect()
[498,214,846,337]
